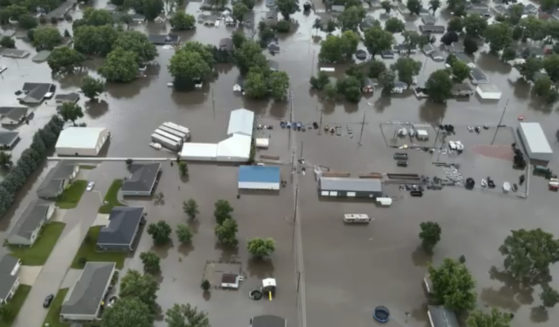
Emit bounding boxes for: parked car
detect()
[393,152,408,160]
[397,160,408,167]
[43,294,54,308]
[86,181,95,191]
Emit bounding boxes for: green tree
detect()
[466,309,512,327]
[425,70,453,103]
[140,251,161,274]
[499,229,559,284]
[183,199,199,220]
[385,17,405,33]
[268,70,290,101]
[18,14,37,29]
[463,14,487,38]
[369,60,386,78]
[244,68,269,99]
[501,47,517,61]
[519,16,546,41]
[0,151,12,169]
[119,270,159,312]
[74,25,119,56]
[402,30,427,54]
[178,162,188,178]
[451,60,470,82]
[541,285,559,308]
[429,0,440,14]
[541,0,558,12]
[447,17,463,33]
[176,224,193,244]
[0,36,15,48]
[338,5,365,31]
[516,57,542,81]
[485,23,512,54]
[447,0,466,16]
[32,27,62,50]
[201,279,211,291]
[141,0,164,21]
[419,221,441,253]
[170,11,195,30]
[47,46,84,75]
[336,76,362,103]
[215,218,238,247]
[381,0,391,13]
[319,31,359,63]
[379,71,395,96]
[463,36,478,54]
[147,220,172,245]
[364,27,393,59]
[99,48,138,83]
[534,75,557,103]
[310,71,330,90]
[276,0,299,20]
[247,238,275,259]
[232,2,249,23]
[241,0,255,9]
[59,103,84,125]
[101,298,153,327]
[169,42,214,90]
[214,200,233,224]
[114,31,157,65]
[543,54,559,82]
[392,57,421,86]
[79,8,114,26]
[407,0,422,15]
[165,303,210,327]
[234,40,267,75]
[81,76,106,101]
[507,4,524,25]
[429,258,476,312]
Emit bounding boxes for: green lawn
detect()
[56,180,87,209]
[0,285,31,327]
[79,165,96,170]
[98,179,124,214]
[9,222,66,265]
[42,288,69,327]
[71,226,125,269]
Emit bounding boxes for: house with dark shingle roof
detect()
[0,254,21,305]
[121,163,161,196]
[19,83,56,105]
[97,207,144,252]
[55,93,80,104]
[8,201,55,246]
[0,107,28,127]
[37,162,79,200]
[0,131,20,149]
[60,262,115,321]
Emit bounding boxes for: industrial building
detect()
[517,122,553,162]
[238,165,281,190]
[55,127,110,156]
[319,177,383,198]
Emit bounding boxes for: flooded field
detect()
[1,0,559,326]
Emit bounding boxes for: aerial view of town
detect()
[1,0,559,326]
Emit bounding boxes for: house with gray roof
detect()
[19,82,56,105]
[37,162,79,200]
[55,93,80,104]
[0,131,20,149]
[0,254,21,305]
[469,67,489,84]
[8,201,55,246]
[60,262,115,321]
[0,107,28,127]
[121,163,161,196]
[427,305,459,327]
[97,207,144,252]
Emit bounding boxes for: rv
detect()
[343,213,371,224]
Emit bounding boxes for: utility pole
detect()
[491,99,509,145]
[358,111,366,146]
[211,88,215,120]
[318,110,323,135]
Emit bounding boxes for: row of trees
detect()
[0,1,63,25]
[0,116,64,218]
[109,0,164,21]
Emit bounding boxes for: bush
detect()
[0,36,15,48]
[275,20,291,33]
[140,252,160,274]
[176,224,192,244]
[201,279,210,291]
[310,72,329,90]
[147,221,172,245]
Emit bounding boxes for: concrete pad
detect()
[92,213,110,226]
[51,208,67,222]
[18,266,42,285]
[60,269,82,289]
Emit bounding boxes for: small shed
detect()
[517,122,553,162]
[238,165,281,190]
[255,138,269,149]
[220,273,240,289]
[476,84,501,100]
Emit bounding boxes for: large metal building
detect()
[55,127,110,156]
[319,177,383,198]
[238,165,281,190]
[517,122,553,162]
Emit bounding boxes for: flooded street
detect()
[1,0,559,326]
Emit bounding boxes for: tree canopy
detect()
[484,23,512,54]
[385,17,405,33]
[176,224,193,244]
[47,46,84,75]
[463,14,488,38]
[101,298,153,327]
[58,103,84,125]
[318,30,359,63]
[392,57,421,86]
[275,0,299,20]
[232,2,250,23]
[170,11,195,30]
[543,54,559,82]
[31,27,62,50]
[215,218,238,247]
[407,0,422,15]
[429,258,476,312]
[338,5,365,31]
[99,47,138,83]
[183,199,199,220]
[113,30,157,65]
[147,220,172,245]
[165,303,210,327]
[119,270,159,312]
[214,199,233,224]
[451,60,470,82]
[74,25,119,56]
[419,221,441,253]
[81,76,106,100]
[425,70,453,103]
[364,27,393,59]
[466,308,512,327]
[234,40,268,75]
[248,238,276,259]
[169,42,215,90]
[140,251,161,274]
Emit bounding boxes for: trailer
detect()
[154,129,183,145]
[151,133,180,151]
[162,122,190,140]
[158,126,188,142]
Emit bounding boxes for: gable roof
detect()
[8,201,52,243]
[61,262,115,317]
[121,163,161,193]
[227,108,254,136]
[0,107,28,123]
[20,83,55,104]
[55,93,80,104]
[37,162,77,199]
[0,254,19,301]
[97,207,143,246]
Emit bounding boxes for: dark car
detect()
[43,294,54,308]
[393,152,408,160]
[397,160,408,167]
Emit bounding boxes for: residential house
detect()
[37,162,79,200]
[360,16,377,31]
[0,107,28,127]
[0,255,21,305]
[60,262,115,321]
[454,52,475,68]
[55,93,80,104]
[420,14,436,25]
[422,43,435,55]
[19,83,56,105]
[381,50,394,59]
[97,207,145,251]
[394,43,416,54]
[8,201,56,246]
[130,13,146,24]
[431,50,445,61]
[45,0,77,21]
[0,131,19,149]
[148,34,180,45]
[121,163,161,196]
[469,68,489,84]
[393,81,408,94]
[466,4,491,18]
[451,83,474,97]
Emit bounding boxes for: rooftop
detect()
[251,315,286,327]
[55,93,80,104]
[0,107,27,124]
[0,254,19,301]
[121,163,161,193]
[227,108,254,137]
[56,127,108,150]
[428,305,459,327]
[238,165,281,183]
[0,131,19,147]
[20,83,55,104]
[37,162,77,199]
[320,177,382,192]
[8,200,52,242]
[97,207,144,247]
[519,122,553,154]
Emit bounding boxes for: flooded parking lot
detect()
[2,0,559,326]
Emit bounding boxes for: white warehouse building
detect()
[56,127,110,156]
[517,122,553,162]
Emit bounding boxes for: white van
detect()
[343,213,371,224]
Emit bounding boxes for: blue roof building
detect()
[238,166,281,190]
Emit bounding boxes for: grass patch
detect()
[9,222,66,265]
[42,288,69,327]
[79,165,97,170]
[98,179,124,214]
[0,285,31,327]
[71,226,125,269]
[56,180,87,209]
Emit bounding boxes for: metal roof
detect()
[427,305,459,327]
[238,166,280,183]
[227,108,254,137]
[56,127,108,150]
[320,177,382,192]
[97,207,143,247]
[251,315,286,327]
[519,122,553,154]
[121,163,161,193]
[61,262,115,317]
[8,200,52,243]
[0,254,19,301]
